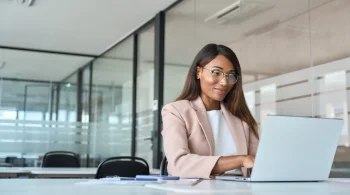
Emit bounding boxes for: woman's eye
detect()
[228,74,235,79]
[211,71,221,76]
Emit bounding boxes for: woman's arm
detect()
[211,155,255,175]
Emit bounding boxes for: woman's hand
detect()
[241,155,255,168]
[211,155,255,174]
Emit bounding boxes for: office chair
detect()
[95,156,149,179]
[5,157,25,167]
[41,151,80,168]
[160,156,168,176]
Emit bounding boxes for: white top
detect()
[207,110,242,175]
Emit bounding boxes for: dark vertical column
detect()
[23,85,28,119]
[87,63,93,167]
[77,70,83,122]
[49,85,55,121]
[55,84,60,121]
[152,11,165,169]
[131,34,138,157]
[88,63,93,123]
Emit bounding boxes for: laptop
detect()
[216,115,343,182]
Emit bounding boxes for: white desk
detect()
[0,167,31,178]
[26,168,97,178]
[0,163,13,167]
[0,167,160,178]
[27,168,160,178]
[0,178,349,195]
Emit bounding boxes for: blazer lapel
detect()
[220,102,248,155]
[190,97,215,155]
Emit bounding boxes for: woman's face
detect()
[197,55,236,102]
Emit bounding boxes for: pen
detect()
[191,179,203,186]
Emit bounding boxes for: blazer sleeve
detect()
[161,104,220,179]
[248,128,259,156]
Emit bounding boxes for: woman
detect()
[161,44,259,179]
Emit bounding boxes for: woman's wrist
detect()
[238,155,245,167]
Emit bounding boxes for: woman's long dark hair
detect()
[176,43,259,138]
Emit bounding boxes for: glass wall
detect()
[136,24,155,166]
[309,0,350,172]
[164,0,350,176]
[89,37,134,166]
[59,73,78,122]
[0,48,93,166]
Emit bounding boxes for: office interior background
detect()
[0,0,349,176]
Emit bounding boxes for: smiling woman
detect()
[161,44,259,179]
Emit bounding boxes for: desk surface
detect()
[0,167,160,178]
[26,167,97,174]
[0,163,13,167]
[0,178,350,195]
[27,167,97,178]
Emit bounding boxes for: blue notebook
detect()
[135,175,180,181]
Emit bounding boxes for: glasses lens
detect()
[227,73,238,84]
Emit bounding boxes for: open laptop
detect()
[216,115,343,182]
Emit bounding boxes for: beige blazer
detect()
[161,96,259,179]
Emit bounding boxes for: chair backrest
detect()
[95,156,149,179]
[160,156,168,176]
[42,151,80,168]
[5,157,25,167]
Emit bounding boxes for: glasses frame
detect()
[201,67,240,84]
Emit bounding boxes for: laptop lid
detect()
[251,115,343,181]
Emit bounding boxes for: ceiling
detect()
[0,0,177,55]
[0,0,177,82]
[0,48,93,81]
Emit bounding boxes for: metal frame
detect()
[87,62,93,167]
[76,69,83,122]
[49,85,55,121]
[152,11,165,168]
[131,34,138,157]
[55,84,60,121]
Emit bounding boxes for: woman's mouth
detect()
[214,88,226,95]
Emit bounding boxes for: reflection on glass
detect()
[309,0,350,175]
[244,90,256,118]
[260,84,276,125]
[136,24,155,166]
[89,37,133,166]
[59,73,77,122]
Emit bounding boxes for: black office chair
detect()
[95,156,149,179]
[5,157,25,167]
[41,151,80,168]
[160,156,168,176]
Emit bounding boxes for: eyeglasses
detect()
[202,67,239,84]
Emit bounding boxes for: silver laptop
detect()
[216,115,343,182]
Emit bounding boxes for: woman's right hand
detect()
[241,155,255,168]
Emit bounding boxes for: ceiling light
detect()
[10,0,36,7]
[204,0,275,25]
[27,0,35,6]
